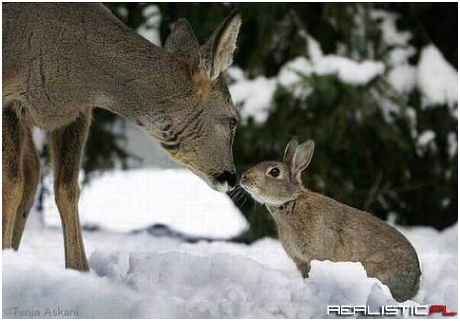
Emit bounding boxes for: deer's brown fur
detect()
[2,3,241,270]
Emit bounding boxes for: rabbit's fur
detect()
[240,139,421,302]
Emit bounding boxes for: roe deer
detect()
[240,139,421,302]
[2,3,241,271]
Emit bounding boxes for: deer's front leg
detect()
[12,123,40,250]
[50,110,91,271]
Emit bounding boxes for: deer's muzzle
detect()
[214,170,237,188]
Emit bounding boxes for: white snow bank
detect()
[3,250,143,318]
[417,45,458,110]
[2,215,458,318]
[42,168,248,239]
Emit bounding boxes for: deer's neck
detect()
[37,4,195,122]
[84,25,193,121]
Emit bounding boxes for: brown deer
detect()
[2,3,241,271]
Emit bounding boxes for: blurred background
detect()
[36,3,457,242]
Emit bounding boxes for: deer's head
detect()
[137,12,241,192]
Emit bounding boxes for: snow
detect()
[229,35,385,124]
[306,35,323,62]
[137,4,162,46]
[370,89,400,123]
[370,10,411,46]
[3,212,457,318]
[387,65,417,94]
[417,45,458,110]
[447,132,457,158]
[405,107,418,138]
[115,6,128,20]
[388,47,416,67]
[172,11,455,130]
[277,57,313,99]
[307,36,385,86]
[417,130,436,147]
[278,57,312,88]
[313,56,385,86]
[372,8,458,115]
[42,168,248,239]
[416,130,436,156]
[226,29,448,125]
[226,67,245,82]
[228,70,277,124]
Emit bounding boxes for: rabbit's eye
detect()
[268,167,280,177]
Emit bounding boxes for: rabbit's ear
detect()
[291,140,315,181]
[283,139,298,165]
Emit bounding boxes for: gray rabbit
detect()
[240,139,421,302]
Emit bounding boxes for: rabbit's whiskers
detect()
[228,185,250,209]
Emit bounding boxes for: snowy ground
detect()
[41,168,248,239]
[3,191,458,318]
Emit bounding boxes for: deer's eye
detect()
[268,167,280,177]
[229,118,238,130]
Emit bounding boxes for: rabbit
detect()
[240,139,421,302]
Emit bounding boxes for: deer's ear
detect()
[198,10,241,80]
[283,139,298,165]
[291,140,315,183]
[164,19,199,59]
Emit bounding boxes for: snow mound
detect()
[2,221,457,318]
[2,244,394,318]
[42,168,248,239]
[3,250,143,318]
[92,253,393,318]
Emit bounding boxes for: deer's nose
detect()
[215,170,237,188]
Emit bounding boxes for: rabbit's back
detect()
[273,190,421,301]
